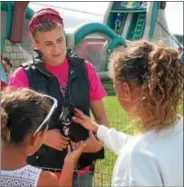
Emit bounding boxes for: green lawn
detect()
[94,95,132,186]
[93,81,183,186]
[94,81,132,186]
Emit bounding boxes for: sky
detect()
[29,2,183,35]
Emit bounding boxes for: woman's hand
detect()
[72,108,99,133]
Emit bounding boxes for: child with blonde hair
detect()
[73,41,184,186]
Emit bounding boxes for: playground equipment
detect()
[66,2,180,80]
[1,2,181,81]
[66,23,126,80]
[1,2,34,53]
[103,1,177,45]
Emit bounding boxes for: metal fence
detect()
[39,167,112,187]
[39,104,129,187]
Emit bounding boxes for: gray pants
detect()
[73,173,94,187]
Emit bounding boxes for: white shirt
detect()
[0,165,42,187]
[97,117,183,186]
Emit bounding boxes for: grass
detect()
[94,95,132,186]
[93,81,132,186]
[93,81,183,186]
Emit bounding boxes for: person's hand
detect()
[64,141,86,166]
[72,108,99,133]
[43,129,69,151]
[71,132,103,153]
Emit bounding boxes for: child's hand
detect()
[72,108,99,133]
[71,132,103,153]
[64,141,86,166]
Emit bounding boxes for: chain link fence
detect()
[39,94,131,186]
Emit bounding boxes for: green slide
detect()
[126,11,146,40]
[133,12,146,40]
[106,2,147,41]
[117,13,128,35]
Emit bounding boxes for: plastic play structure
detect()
[1,1,180,80]
[67,2,178,79]
[1,2,34,53]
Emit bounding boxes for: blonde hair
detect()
[109,40,184,131]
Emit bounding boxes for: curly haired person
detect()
[73,40,184,186]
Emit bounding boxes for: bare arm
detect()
[37,171,60,187]
[38,143,85,187]
[60,143,85,186]
[90,99,109,126]
[38,167,74,187]
[59,164,74,187]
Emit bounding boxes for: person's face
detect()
[113,80,141,120]
[34,24,66,66]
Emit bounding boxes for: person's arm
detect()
[90,100,109,126]
[37,171,60,187]
[84,99,109,153]
[38,143,85,187]
[59,164,74,187]
[38,169,76,187]
[60,142,85,186]
[85,61,109,127]
[97,125,131,154]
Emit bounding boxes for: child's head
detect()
[29,8,66,65]
[109,40,184,131]
[2,57,12,78]
[1,88,56,156]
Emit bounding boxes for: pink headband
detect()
[29,8,63,34]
